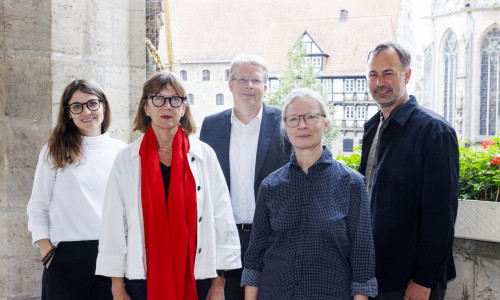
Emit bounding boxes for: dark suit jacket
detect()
[358,96,458,293]
[200,103,291,199]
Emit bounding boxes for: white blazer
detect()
[95,135,241,280]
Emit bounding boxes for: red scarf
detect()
[139,126,198,300]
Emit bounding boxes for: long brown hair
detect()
[46,79,111,169]
[133,72,196,135]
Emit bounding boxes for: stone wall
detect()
[447,239,500,300]
[424,4,500,142]
[0,0,145,298]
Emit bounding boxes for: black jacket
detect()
[359,96,459,293]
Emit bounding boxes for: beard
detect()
[370,86,402,108]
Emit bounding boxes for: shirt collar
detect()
[387,95,418,127]
[290,146,334,167]
[230,105,263,125]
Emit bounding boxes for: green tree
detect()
[266,35,337,146]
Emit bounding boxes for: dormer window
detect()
[301,31,328,74]
[339,10,348,23]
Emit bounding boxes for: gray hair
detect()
[281,88,329,133]
[367,41,411,70]
[229,54,269,83]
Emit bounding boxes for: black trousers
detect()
[371,281,446,300]
[190,227,251,300]
[224,226,251,300]
[124,278,147,300]
[41,240,112,300]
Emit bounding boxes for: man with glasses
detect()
[200,54,290,300]
[359,41,459,300]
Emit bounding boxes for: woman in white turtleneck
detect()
[27,79,126,300]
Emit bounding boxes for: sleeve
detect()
[95,154,129,277]
[208,149,241,270]
[199,117,209,142]
[27,145,56,246]
[240,182,271,287]
[413,129,459,287]
[347,173,378,297]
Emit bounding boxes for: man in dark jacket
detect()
[359,41,459,300]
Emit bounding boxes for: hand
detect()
[38,239,54,269]
[44,255,55,269]
[206,276,225,300]
[404,280,431,300]
[111,277,131,300]
[38,238,53,258]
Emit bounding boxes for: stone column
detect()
[0,0,145,298]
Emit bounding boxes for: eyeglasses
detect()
[285,113,326,128]
[66,99,102,114]
[231,77,265,86]
[148,95,186,108]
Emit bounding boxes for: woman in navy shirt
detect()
[241,88,378,300]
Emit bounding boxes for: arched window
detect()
[202,69,210,81]
[480,28,500,135]
[225,69,230,81]
[188,93,194,105]
[216,94,224,105]
[443,32,458,125]
[422,46,434,109]
[180,70,187,81]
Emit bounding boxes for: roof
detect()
[171,0,401,77]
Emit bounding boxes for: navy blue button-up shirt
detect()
[241,147,377,299]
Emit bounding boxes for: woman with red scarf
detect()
[96,72,241,300]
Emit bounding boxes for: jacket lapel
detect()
[214,110,232,189]
[255,103,277,184]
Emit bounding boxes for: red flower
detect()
[491,157,500,166]
[482,139,496,149]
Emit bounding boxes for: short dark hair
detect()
[367,41,411,70]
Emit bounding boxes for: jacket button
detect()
[198,248,202,254]
[199,217,202,222]
[191,157,195,162]
[197,186,201,191]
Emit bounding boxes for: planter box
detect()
[455,199,500,243]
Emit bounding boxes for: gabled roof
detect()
[302,31,327,55]
[172,0,401,77]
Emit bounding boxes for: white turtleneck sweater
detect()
[27,132,127,247]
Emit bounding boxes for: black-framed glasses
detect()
[285,113,326,128]
[231,77,265,86]
[66,99,102,114]
[148,95,186,108]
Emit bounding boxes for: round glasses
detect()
[148,95,186,108]
[285,113,326,128]
[66,99,102,114]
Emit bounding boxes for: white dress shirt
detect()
[229,106,263,224]
[95,135,241,280]
[27,132,127,246]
